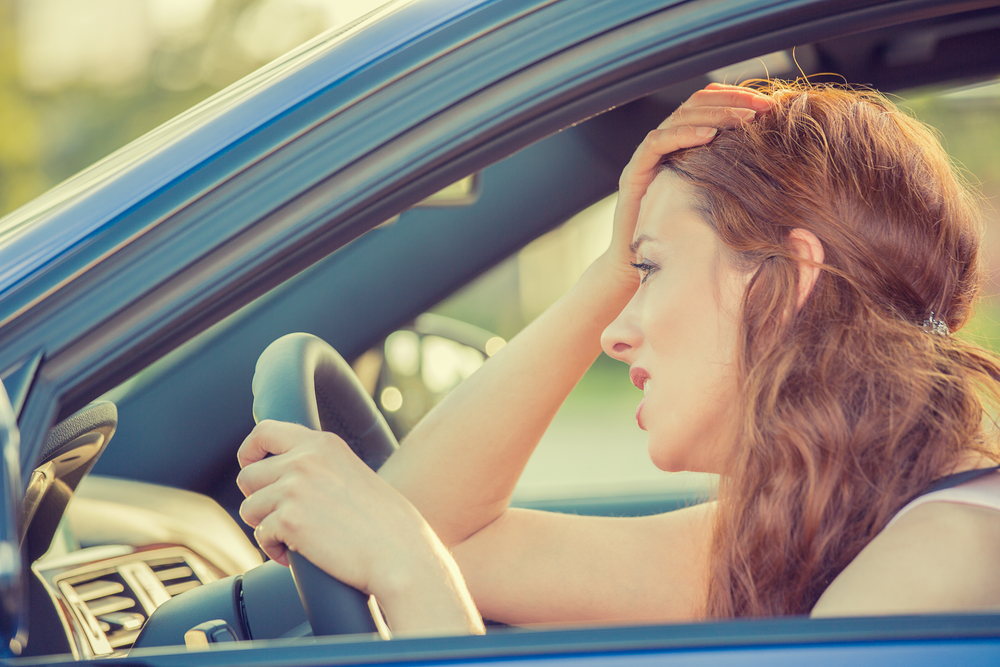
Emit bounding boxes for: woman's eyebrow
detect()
[630,235,654,255]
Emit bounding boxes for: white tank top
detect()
[885,468,1000,529]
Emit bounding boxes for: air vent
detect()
[147,555,204,597]
[59,568,141,653]
[54,548,218,656]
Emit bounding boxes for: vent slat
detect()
[86,595,135,616]
[107,629,142,649]
[164,580,201,596]
[73,580,124,601]
[155,566,193,581]
[98,611,145,631]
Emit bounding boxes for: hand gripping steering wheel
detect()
[251,332,398,636]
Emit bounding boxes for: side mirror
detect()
[352,314,505,440]
[0,381,25,656]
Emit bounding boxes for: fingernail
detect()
[695,127,718,138]
[751,96,772,110]
[733,109,756,121]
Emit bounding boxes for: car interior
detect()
[7,3,1000,660]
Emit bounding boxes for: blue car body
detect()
[1,0,999,663]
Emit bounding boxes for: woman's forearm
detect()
[375,524,486,636]
[378,255,636,546]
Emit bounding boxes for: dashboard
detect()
[30,476,262,659]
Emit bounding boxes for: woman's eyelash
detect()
[630,261,657,284]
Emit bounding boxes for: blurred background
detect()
[0,0,387,215]
[3,0,1000,500]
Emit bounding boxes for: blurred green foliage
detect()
[906,88,1000,189]
[0,1,43,216]
[0,0,342,217]
[905,85,1000,349]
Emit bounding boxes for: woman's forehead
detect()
[633,173,710,250]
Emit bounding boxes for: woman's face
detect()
[601,172,749,474]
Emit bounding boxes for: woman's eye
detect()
[630,261,657,284]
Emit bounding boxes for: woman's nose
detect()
[601,297,641,362]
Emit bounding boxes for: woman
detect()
[235,81,1000,636]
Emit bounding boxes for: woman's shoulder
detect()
[811,469,1000,618]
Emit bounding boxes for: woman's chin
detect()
[647,441,689,473]
[647,437,720,474]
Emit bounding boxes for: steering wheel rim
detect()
[251,332,398,636]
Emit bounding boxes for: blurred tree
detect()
[905,86,1000,344]
[0,0,379,217]
[0,0,45,216]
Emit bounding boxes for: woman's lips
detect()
[629,368,649,430]
[629,367,650,390]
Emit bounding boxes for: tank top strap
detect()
[886,466,1000,531]
[916,464,1000,497]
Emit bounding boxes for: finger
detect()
[688,86,772,110]
[239,483,284,527]
[669,105,757,129]
[235,455,285,496]
[705,81,767,94]
[658,89,771,129]
[237,419,307,468]
[254,509,301,566]
[254,522,289,566]
[621,125,717,188]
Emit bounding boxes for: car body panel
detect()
[106,615,1000,665]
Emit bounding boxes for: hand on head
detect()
[604,83,772,282]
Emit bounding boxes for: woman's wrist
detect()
[585,251,639,299]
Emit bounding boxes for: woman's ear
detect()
[788,229,824,310]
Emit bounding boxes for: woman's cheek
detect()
[642,290,740,473]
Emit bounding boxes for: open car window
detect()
[357,75,1000,512]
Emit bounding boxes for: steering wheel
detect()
[251,332,398,636]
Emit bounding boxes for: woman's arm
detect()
[453,503,717,625]
[377,257,637,546]
[236,421,716,630]
[379,84,774,548]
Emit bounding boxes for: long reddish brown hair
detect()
[660,80,1000,617]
